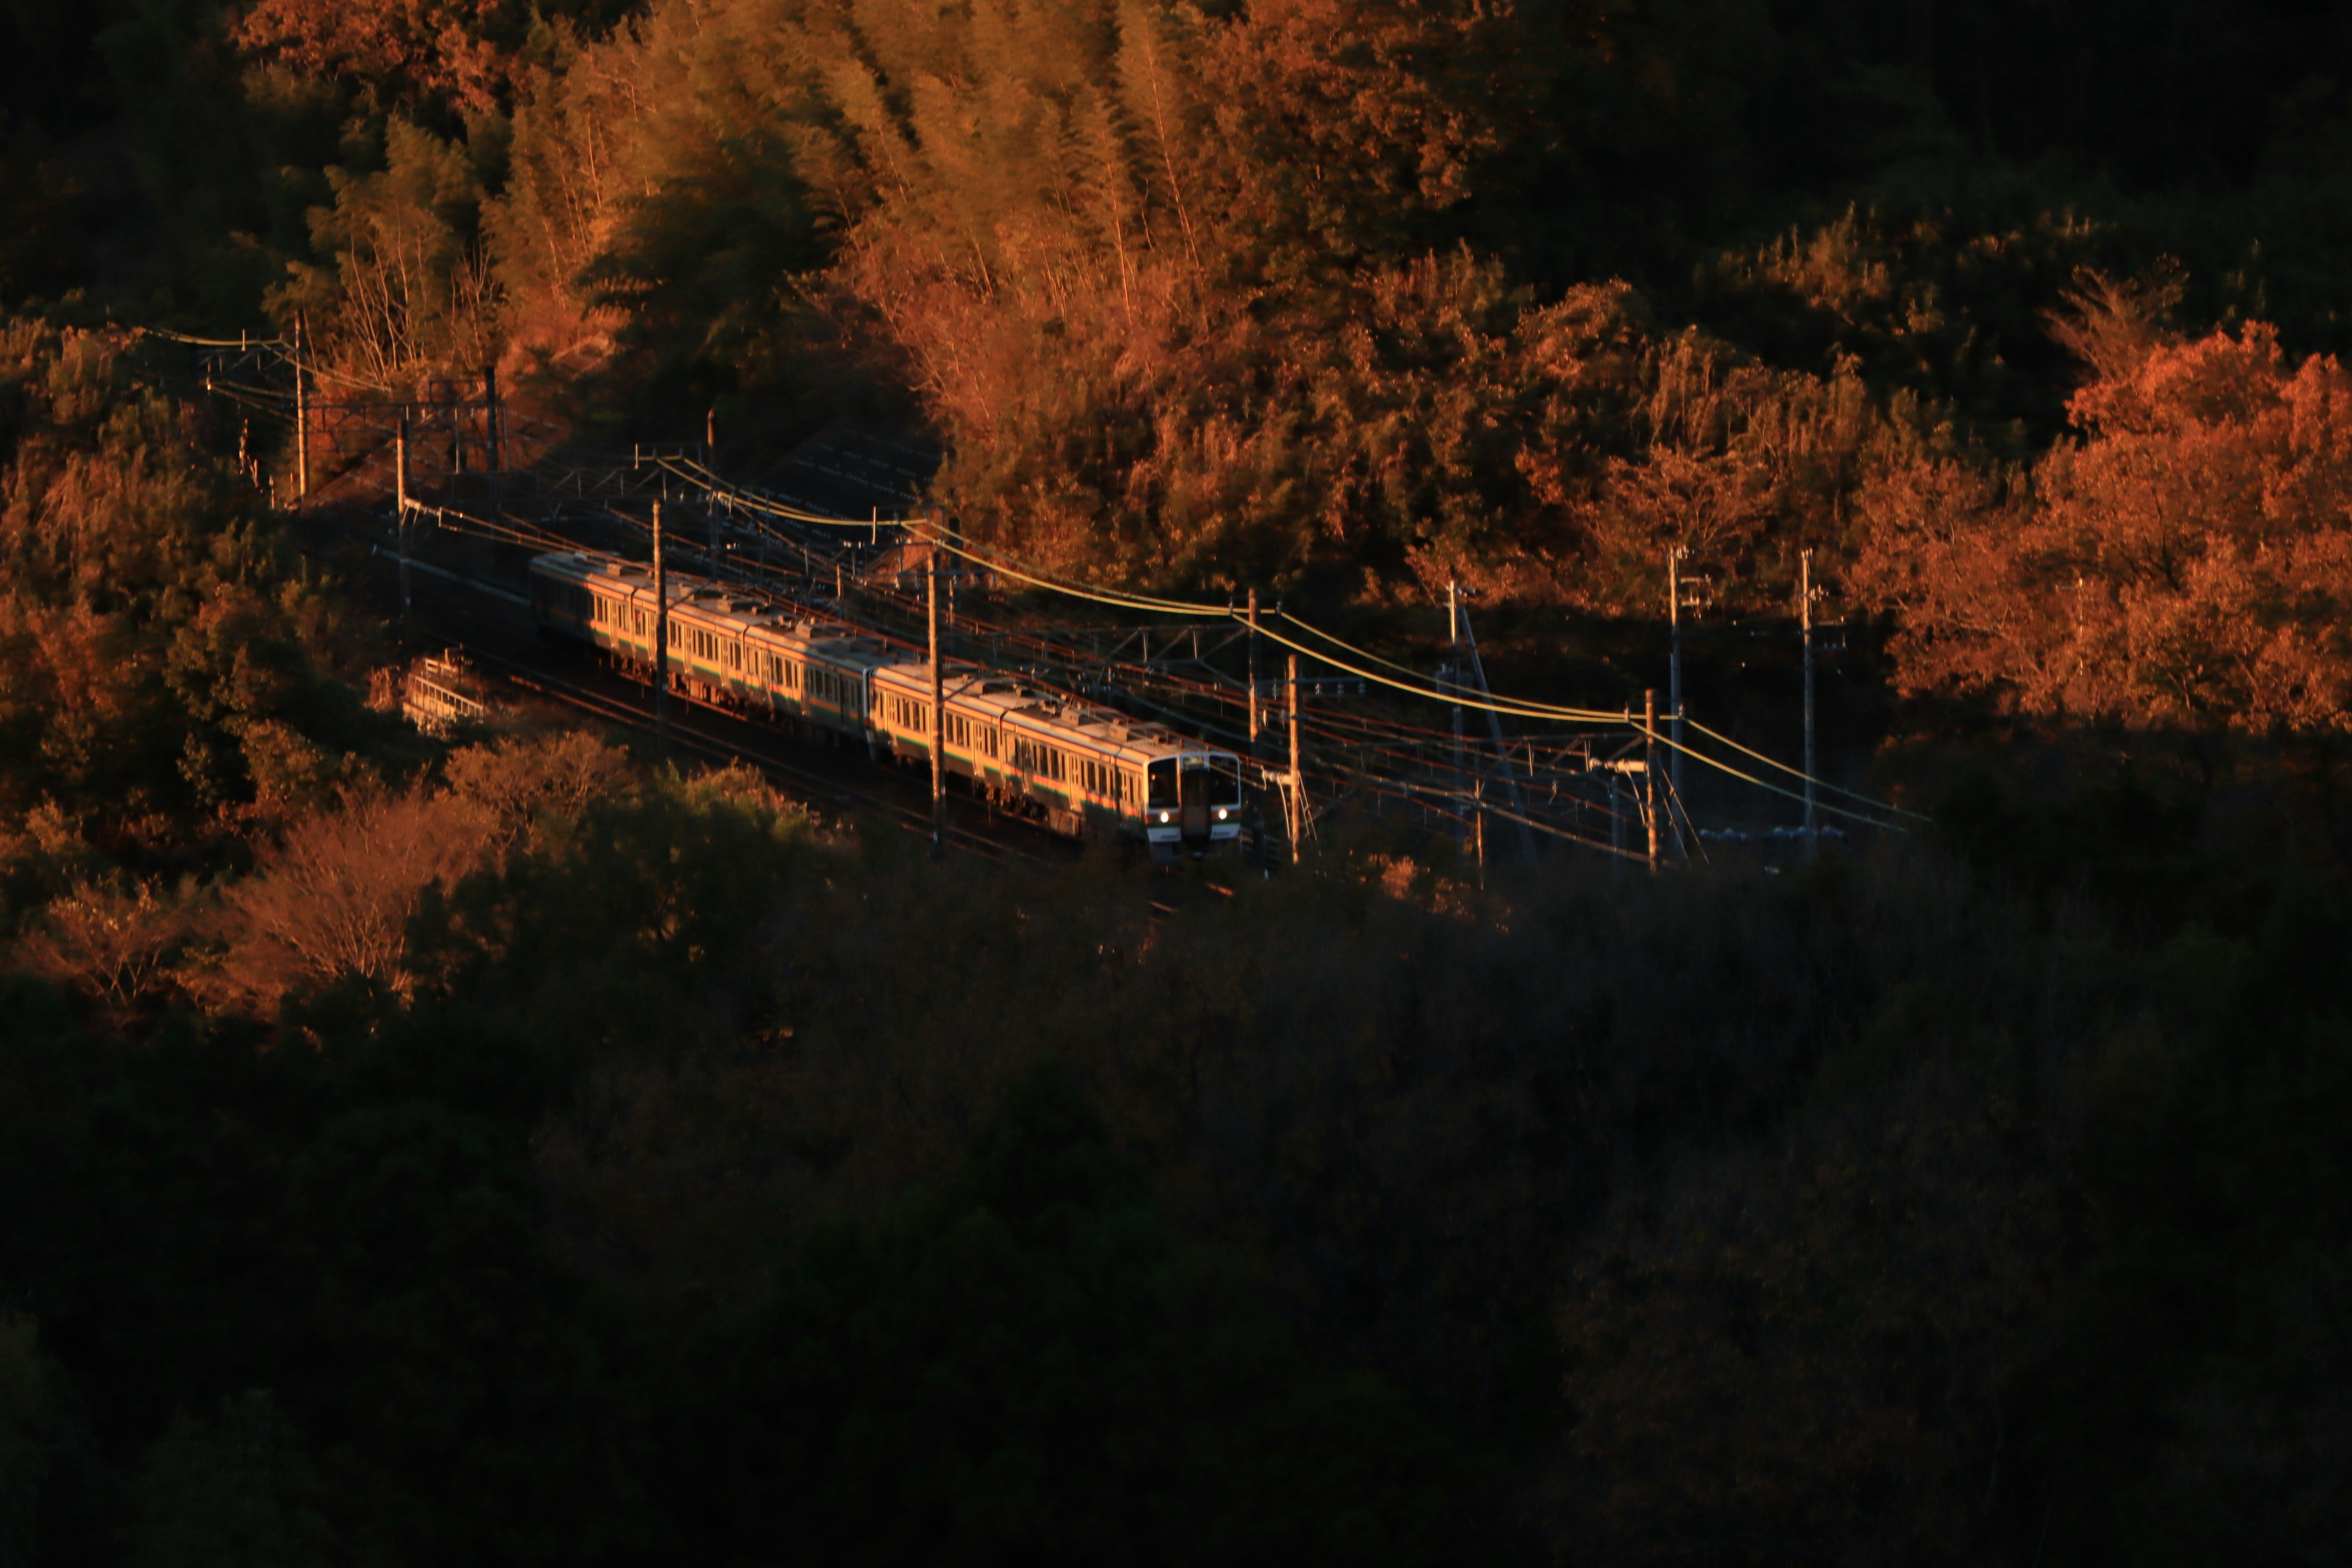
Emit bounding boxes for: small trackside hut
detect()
[529,549,1245,856]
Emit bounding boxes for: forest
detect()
[2,0,2351,1561]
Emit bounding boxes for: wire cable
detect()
[618,455,1912,826]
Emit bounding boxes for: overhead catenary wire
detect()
[341,416,1910,832]
[1685,716,1930,820]
[532,443,1910,831]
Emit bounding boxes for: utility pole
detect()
[1447,579,1466,849]
[394,413,412,621]
[292,313,309,503]
[1800,548,1818,862]
[929,537,946,861]
[484,362,501,473]
[1287,652,1303,864]
[1246,587,1260,754]
[1607,772,1625,872]
[652,500,670,758]
[1667,545,1685,801]
[1457,606,1539,867]
[1644,687,1660,875]
[1474,778,1487,875]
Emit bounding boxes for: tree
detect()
[1855,293,2352,734]
[659,1065,1455,1566]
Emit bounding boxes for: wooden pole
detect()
[929,540,946,861]
[1644,687,1660,875]
[292,313,309,503]
[652,500,670,758]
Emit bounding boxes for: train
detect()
[528,548,1247,856]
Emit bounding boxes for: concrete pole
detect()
[1448,579,1466,848]
[653,500,670,758]
[1246,587,1260,754]
[1668,546,1685,801]
[292,313,309,503]
[394,414,412,621]
[1801,549,1818,862]
[929,542,946,861]
[484,361,501,473]
[1287,652,1303,864]
[1645,687,1660,875]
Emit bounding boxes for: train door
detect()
[1178,755,1214,839]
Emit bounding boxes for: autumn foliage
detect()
[1856,304,2352,733]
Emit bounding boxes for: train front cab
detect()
[1144,752,1244,860]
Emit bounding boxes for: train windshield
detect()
[1152,755,1245,810]
[1180,755,1243,809]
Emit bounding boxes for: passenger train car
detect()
[529,549,1246,855]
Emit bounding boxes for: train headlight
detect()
[1157,811,1172,824]
[1214,809,1228,820]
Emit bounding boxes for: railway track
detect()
[470,643,1056,866]
[353,531,1071,866]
